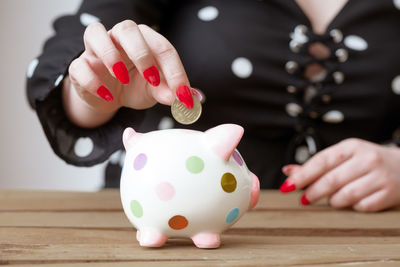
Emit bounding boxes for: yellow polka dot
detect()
[221,172,237,193]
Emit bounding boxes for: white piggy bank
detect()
[120,124,260,248]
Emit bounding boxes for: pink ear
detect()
[204,124,244,161]
[122,127,142,150]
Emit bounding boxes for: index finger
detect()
[138,24,194,109]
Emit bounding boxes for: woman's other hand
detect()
[280,139,400,212]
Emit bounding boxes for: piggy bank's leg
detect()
[137,228,168,247]
[249,172,260,210]
[136,230,141,242]
[192,233,220,249]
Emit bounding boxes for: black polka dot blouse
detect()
[26,0,400,189]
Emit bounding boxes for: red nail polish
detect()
[143,65,160,86]
[280,180,296,193]
[112,61,129,84]
[97,86,113,102]
[301,194,310,205]
[176,85,193,109]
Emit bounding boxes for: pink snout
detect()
[249,172,260,210]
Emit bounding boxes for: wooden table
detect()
[1,190,399,266]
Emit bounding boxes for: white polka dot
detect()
[392,75,400,95]
[27,58,39,78]
[74,137,94,157]
[305,136,317,155]
[54,74,64,87]
[295,146,310,164]
[119,151,126,167]
[109,150,126,167]
[158,116,174,130]
[285,103,303,117]
[344,35,368,51]
[197,6,219,21]
[231,57,253,78]
[394,0,400,9]
[80,13,100,27]
[109,150,121,164]
[322,110,344,123]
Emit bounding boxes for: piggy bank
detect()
[120,124,260,248]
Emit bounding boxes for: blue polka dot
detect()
[225,208,240,224]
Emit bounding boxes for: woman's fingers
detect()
[68,57,113,102]
[284,139,359,191]
[352,189,394,212]
[84,22,130,85]
[282,164,301,176]
[328,171,382,209]
[82,21,192,109]
[138,24,193,108]
[301,156,371,205]
[111,20,160,87]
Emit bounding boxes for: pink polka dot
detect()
[155,182,175,201]
[134,153,147,170]
[232,150,243,166]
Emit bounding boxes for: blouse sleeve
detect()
[26,0,165,167]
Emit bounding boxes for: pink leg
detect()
[192,232,220,249]
[136,230,141,242]
[249,172,260,210]
[137,229,168,247]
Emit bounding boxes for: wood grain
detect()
[1,190,399,266]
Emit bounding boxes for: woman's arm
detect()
[26,0,166,166]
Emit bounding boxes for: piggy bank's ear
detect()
[122,127,142,150]
[204,124,244,161]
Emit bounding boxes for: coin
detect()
[171,95,202,125]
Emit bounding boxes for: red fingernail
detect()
[280,180,296,193]
[143,65,160,86]
[176,85,193,109]
[112,61,129,84]
[97,86,113,102]
[301,194,310,205]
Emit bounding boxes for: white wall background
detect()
[0,0,106,191]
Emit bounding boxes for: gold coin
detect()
[171,95,202,125]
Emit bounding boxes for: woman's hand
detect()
[280,139,400,212]
[63,20,194,128]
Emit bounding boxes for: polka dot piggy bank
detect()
[120,124,260,248]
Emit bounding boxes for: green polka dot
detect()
[186,156,204,174]
[221,172,237,193]
[130,200,143,218]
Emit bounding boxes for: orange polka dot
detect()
[168,215,188,230]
